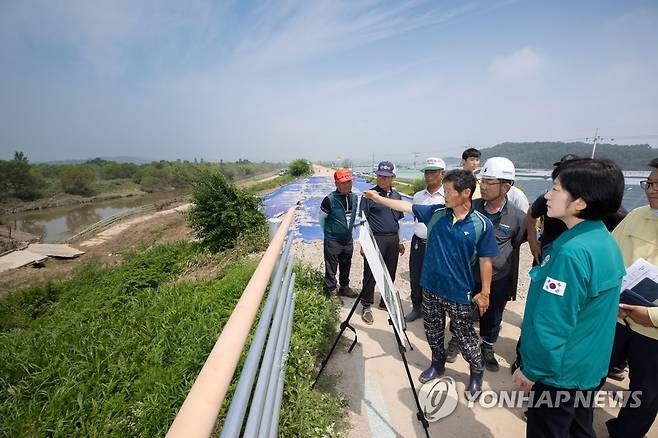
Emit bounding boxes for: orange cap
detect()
[334,168,353,183]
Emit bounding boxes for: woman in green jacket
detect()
[513,158,626,438]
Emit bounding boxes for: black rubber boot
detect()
[419,356,446,384]
[404,305,422,322]
[465,364,484,401]
[445,337,459,363]
[481,343,499,372]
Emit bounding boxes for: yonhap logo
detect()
[418,376,459,422]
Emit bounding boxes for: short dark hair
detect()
[550,155,582,180]
[462,148,481,160]
[443,169,477,198]
[649,158,658,169]
[553,158,624,220]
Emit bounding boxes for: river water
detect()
[1,190,188,243]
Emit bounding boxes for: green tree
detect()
[59,166,96,196]
[0,152,44,201]
[100,162,138,180]
[187,170,266,251]
[14,151,27,162]
[288,158,311,177]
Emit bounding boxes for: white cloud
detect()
[488,47,545,81]
[232,1,480,71]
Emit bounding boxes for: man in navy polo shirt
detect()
[359,161,405,325]
[363,169,498,399]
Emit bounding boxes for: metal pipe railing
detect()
[167,205,297,438]
[68,204,156,241]
[255,272,296,437]
[264,276,296,438]
[242,253,296,437]
[219,241,295,438]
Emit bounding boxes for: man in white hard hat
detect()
[406,157,446,322]
[446,157,527,372]
[463,147,529,213]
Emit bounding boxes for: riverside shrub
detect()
[187,170,266,252]
[59,166,96,196]
[288,158,311,177]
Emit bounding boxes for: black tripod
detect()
[312,288,431,438]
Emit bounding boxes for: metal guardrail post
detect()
[219,235,294,438]
[167,205,297,438]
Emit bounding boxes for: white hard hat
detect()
[422,157,446,171]
[480,157,516,181]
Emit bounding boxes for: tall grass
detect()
[0,243,347,437]
[277,265,347,437]
[0,243,258,436]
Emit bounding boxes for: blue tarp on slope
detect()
[261,176,415,243]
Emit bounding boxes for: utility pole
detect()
[590,128,600,159]
[371,153,375,174]
[587,129,615,158]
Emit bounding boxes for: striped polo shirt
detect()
[412,204,499,304]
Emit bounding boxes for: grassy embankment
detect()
[246,174,298,194]
[0,236,346,436]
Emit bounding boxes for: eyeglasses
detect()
[479,179,502,186]
[640,180,658,190]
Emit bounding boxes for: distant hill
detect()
[38,156,153,165]
[443,157,462,166]
[480,142,657,170]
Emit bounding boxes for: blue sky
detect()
[1,0,657,163]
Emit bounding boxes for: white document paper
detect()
[621,258,658,291]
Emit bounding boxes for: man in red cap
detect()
[319,168,360,300]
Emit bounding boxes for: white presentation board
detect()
[358,218,407,348]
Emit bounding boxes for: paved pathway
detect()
[262,174,414,242]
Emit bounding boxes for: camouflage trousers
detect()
[422,289,484,371]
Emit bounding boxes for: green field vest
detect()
[323,191,358,243]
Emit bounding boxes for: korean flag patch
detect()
[543,276,567,296]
